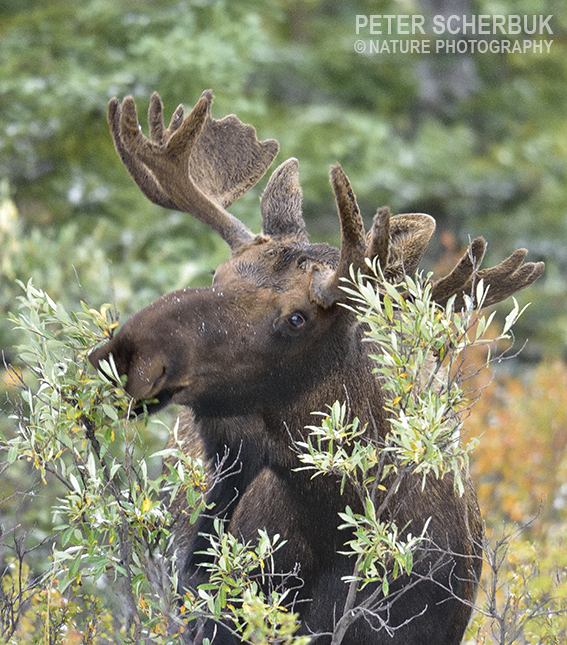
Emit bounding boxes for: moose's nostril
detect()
[150,365,167,395]
[126,356,168,400]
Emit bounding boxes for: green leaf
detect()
[404,549,413,574]
[7,444,18,463]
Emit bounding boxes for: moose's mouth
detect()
[89,344,183,416]
[132,387,180,416]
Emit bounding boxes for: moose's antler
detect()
[108,91,279,252]
[108,91,544,308]
[310,164,368,307]
[361,205,544,309]
[431,239,545,309]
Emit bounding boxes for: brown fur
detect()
[90,91,544,644]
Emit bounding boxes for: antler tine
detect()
[483,259,545,306]
[148,91,184,146]
[460,249,544,309]
[108,90,279,252]
[331,163,367,277]
[365,208,437,284]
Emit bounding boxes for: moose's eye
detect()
[285,312,307,330]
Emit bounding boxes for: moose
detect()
[90,90,544,644]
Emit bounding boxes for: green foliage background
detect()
[1,0,566,357]
[0,0,566,640]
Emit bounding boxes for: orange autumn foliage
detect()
[467,359,567,530]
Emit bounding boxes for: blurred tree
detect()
[1,0,565,358]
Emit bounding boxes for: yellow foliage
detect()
[0,562,116,644]
[469,360,567,530]
[464,360,567,643]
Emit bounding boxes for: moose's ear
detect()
[383,213,436,282]
[261,158,308,243]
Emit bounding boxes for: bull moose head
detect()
[90,90,543,644]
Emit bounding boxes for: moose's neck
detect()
[261,321,387,444]
[189,320,386,467]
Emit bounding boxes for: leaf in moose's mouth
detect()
[133,391,175,417]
